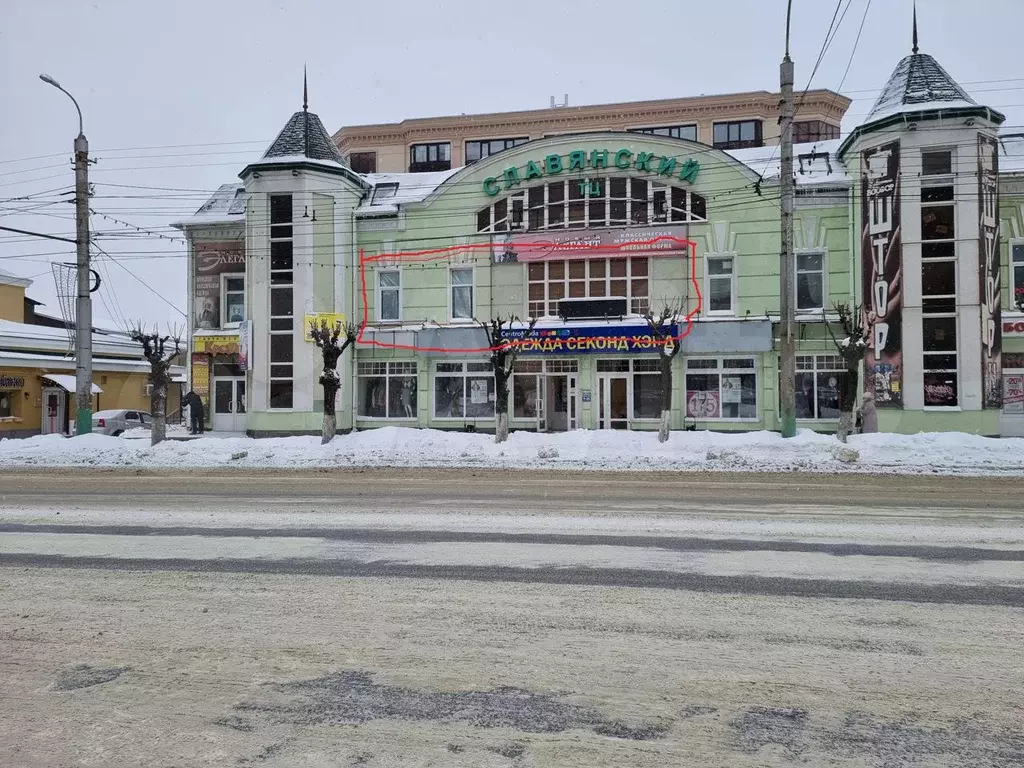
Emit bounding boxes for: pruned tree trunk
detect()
[658,353,673,443]
[824,304,870,444]
[321,371,340,445]
[130,326,182,448]
[311,320,357,446]
[835,359,861,443]
[151,383,167,446]
[645,301,684,444]
[480,316,536,444]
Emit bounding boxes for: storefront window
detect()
[794,354,847,419]
[512,360,542,418]
[685,357,757,420]
[0,390,13,419]
[357,361,417,418]
[434,362,494,418]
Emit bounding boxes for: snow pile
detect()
[1,427,1023,475]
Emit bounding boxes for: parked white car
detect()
[91,409,151,436]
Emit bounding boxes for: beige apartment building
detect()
[333,89,851,174]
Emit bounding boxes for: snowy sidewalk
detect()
[1,427,1023,475]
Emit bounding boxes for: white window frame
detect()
[794,249,827,314]
[1011,239,1024,310]
[705,254,737,316]
[449,265,475,322]
[432,361,495,420]
[220,272,245,328]
[376,267,402,322]
[526,256,650,319]
[684,356,759,422]
[793,354,847,421]
[920,153,959,409]
[356,361,418,420]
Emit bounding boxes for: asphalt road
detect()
[2,469,1023,767]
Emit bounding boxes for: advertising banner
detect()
[194,241,245,330]
[979,134,1002,407]
[492,224,690,263]
[1003,374,1024,414]
[501,324,677,354]
[190,353,210,413]
[238,321,251,371]
[303,312,347,342]
[192,335,239,355]
[861,141,903,407]
[686,390,720,419]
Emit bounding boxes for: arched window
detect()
[476,176,706,233]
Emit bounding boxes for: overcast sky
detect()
[1,0,1020,331]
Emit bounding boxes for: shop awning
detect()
[42,374,103,394]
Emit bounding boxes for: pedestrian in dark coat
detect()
[184,390,205,435]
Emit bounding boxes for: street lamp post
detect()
[40,74,92,436]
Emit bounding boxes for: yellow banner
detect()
[303,313,347,342]
[193,334,239,354]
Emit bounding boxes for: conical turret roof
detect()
[864,52,976,124]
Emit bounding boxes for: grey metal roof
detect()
[865,53,976,123]
[261,110,346,164]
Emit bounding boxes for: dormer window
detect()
[371,183,399,204]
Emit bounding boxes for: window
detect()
[794,354,848,419]
[527,256,649,317]
[371,183,398,204]
[409,142,451,172]
[685,357,757,420]
[477,178,706,233]
[921,150,952,177]
[357,361,417,418]
[631,125,698,141]
[706,256,735,314]
[712,120,763,150]
[222,274,244,326]
[0,390,13,419]
[377,269,401,321]
[268,193,293,409]
[1012,243,1024,307]
[795,251,825,311]
[434,362,494,418]
[450,267,474,319]
[348,151,377,174]
[921,155,957,406]
[793,120,840,143]
[466,137,528,163]
[596,358,663,421]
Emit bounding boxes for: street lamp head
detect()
[39,73,61,88]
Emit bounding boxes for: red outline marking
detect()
[356,237,702,354]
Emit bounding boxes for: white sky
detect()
[1,0,1021,330]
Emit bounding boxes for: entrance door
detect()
[212,378,246,431]
[536,375,577,432]
[41,387,66,435]
[599,376,629,429]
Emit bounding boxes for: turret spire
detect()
[303,65,308,111]
[912,1,919,54]
[302,66,310,157]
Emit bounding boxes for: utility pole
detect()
[778,2,797,438]
[41,74,92,435]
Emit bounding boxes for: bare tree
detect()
[824,302,869,443]
[310,318,358,444]
[644,300,684,443]
[479,315,537,443]
[130,324,183,446]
